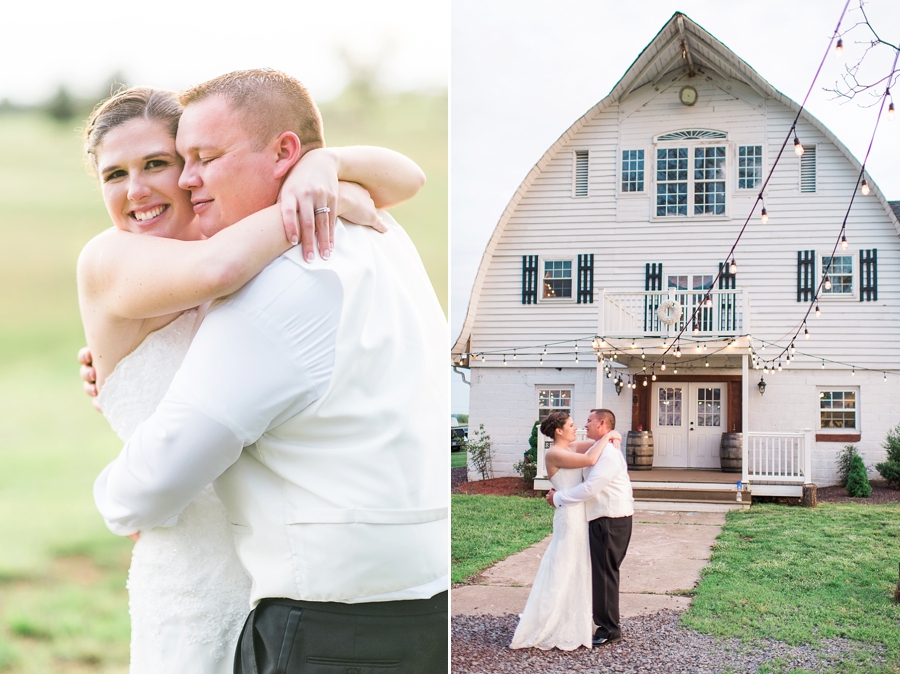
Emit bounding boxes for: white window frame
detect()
[820,252,855,300]
[573,150,589,198]
[651,131,730,220]
[737,144,764,190]
[536,387,574,423]
[817,387,859,432]
[618,147,648,195]
[539,257,575,302]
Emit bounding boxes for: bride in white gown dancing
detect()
[510,411,619,651]
[76,86,424,673]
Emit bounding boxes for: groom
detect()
[547,409,634,646]
[93,69,448,672]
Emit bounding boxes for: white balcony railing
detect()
[599,288,746,338]
[743,430,814,484]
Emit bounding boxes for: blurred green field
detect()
[0,91,446,672]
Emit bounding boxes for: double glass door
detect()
[651,382,726,468]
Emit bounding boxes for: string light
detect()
[790,342,796,356]
[861,179,870,196]
[705,359,709,368]
[815,304,821,318]
[835,37,843,58]
[642,378,648,387]
[641,349,645,359]
[822,360,825,369]
[794,135,804,157]
[704,295,712,308]
[513,350,517,360]
[885,372,888,381]
[729,258,738,274]
[675,343,682,357]
[824,276,832,291]
[651,371,657,381]
[890,101,896,121]
[804,325,810,340]
[503,355,508,366]
[841,233,848,250]
[852,367,856,376]
[760,207,769,225]
[673,367,678,374]
[631,339,636,349]
[778,361,783,372]
[661,359,667,371]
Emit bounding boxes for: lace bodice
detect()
[96,309,252,673]
[97,311,198,442]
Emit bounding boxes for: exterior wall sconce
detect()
[758,377,767,396]
[615,378,625,396]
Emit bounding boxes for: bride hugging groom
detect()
[511,409,634,651]
[79,69,447,673]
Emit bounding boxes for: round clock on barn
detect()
[679,85,698,105]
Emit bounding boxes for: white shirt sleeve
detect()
[552,442,620,508]
[93,259,341,536]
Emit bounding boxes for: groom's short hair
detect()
[180,68,324,152]
[589,408,616,430]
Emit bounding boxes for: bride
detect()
[509,411,620,651]
[76,86,424,673]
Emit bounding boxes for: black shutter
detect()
[522,255,538,304]
[860,249,877,302]
[577,254,594,304]
[645,263,663,291]
[718,262,736,289]
[797,250,815,302]
[644,263,662,332]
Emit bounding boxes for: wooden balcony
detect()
[599,288,748,339]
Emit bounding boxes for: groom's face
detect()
[585,412,605,440]
[176,95,281,237]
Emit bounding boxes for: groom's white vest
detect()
[214,215,448,606]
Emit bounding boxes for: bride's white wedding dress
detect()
[97,310,252,674]
[509,466,592,650]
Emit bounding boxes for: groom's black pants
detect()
[589,515,633,640]
[233,591,447,674]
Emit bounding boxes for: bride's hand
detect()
[336,182,386,232]
[78,347,102,412]
[278,149,340,262]
[609,430,622,451]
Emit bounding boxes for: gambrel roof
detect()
[452,11,900,356]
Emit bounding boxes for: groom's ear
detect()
[272,131,302,180]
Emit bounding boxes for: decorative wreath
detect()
[657,299,683,326]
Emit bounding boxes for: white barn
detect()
[452,13,900,502]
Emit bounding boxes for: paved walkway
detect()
[452,510,725,617]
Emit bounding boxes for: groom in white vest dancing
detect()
[93,69,448,672]
[547,408,633,646]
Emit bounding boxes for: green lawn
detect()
[451,495,553,584]
[451,451,468,468]
[0,91,446,673]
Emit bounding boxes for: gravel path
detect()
[451,610,882,673]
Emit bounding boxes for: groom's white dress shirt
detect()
[552,441,634,519]
[95,214,448,605]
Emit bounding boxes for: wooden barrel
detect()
[626,431,653,471]
[720,432,742,473]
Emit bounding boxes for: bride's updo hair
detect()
[540,411,570,439]
[83,87,182,175]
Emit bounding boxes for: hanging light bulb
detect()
[851,367,856,376]
[631,338,636,349]
[822,360,825,369]
[815,304,821,318]
[760,207,769,225]
[794,135,804,157]
[835,38,843,58]
[503,355,508,366]
[790,342,796,356]
[575,353,579,363]
[824,276,832,291]
[642,364,647,372]
[674,367,678,374]
[778,361,783,372]
[675,343,682,358]
[889,102,895,121]
[804,326,810,340]
[861,179,870,196]
[642,378,648,387]
[543,346,547,355]
[764,363,769,374]
[702,342,708,351]
[884,372,888,381]
[641,349,645,359]
[729,258,737,274]
[651,371,657,381]
[540,354,543,365]
[697,342,703,352]
[704,295,712,308]
[613,353,618,360]
[841,233,848,250]
[705,359,709,368]
[661,359,667,371]
[693,322,700,334]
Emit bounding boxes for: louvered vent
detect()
[574,151,589,197]
[800,145,817,193]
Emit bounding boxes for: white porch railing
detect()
[536,429,587,481]
[599,288,747,338]
[743,430,814,484]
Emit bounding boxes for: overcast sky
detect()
[450,0,900,413]
[1,0,447,104]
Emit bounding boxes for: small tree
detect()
[846,454,872,498]
[464,424,494,481]
[835,444,861,487]
[514,421,539,489]
[876,423,900,489]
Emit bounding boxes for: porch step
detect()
[632,484,750,505]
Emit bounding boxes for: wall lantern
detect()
[757,377,767,396]
[615,377,625,396]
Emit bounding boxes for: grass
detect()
[683,502,900,669]
[451,451,468,468]
[0,90,445,673]
[451,494,553,584]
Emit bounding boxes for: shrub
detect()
[835,444,861,487]
[845,454,872,498]
[514,421,539,489]
[876,423,900,489]
[464,424,494,480]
